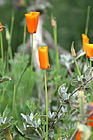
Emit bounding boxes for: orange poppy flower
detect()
[38,46,50,70]
[82,34,89,52]
[87,102,93,128]
[0,22,3,32]
[25,11,40,34]
[84,44,93,58]
[76,131,82,140]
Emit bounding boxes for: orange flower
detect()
[84,43,93,58]
[38,46,50,70]
[82,34,89,52]
[25,11,40,34]
[0,22,3,32]
[87,102,93,128]
[76,131,82,140]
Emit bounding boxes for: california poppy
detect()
[0,22,3,32]
[25,11,40,34]
[87,102,93,128]
[82,34,89,52]
[76,131,82,140]
[84,43,93,58]
[38,46,50,70]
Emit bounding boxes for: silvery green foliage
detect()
[21,113,41,129]
[58,84,70,103]
[0,106,13,125]
[48,111,55,118]
[59,54,73,69]
[85,67,93,80]
[48,129,54,139]
[71,67,93,89]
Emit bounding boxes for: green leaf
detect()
[0,77,11,83]
[71,79,79,86]
[25,134,41,140]
[3,106,9,120]
[0,123,11,133]
[76,51,86,60]
[85,67,93,79]
[14,125,25,137]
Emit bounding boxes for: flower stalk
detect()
[71,41,81,77]
[85,6,90,67]
[0,32,4,64]
[23,23,26,63]
[51,16,59,75]
[44,70,48,140]
[31,34,33,76]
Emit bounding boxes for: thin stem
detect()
[23,23,26,63]
[44,70,48,140]
[31,34,33,76]
[84,86,90,103]
[16,61,28,95]
[74,57,81,77]
[0,32,4,64]
[13,83,16,115]
[85,6,90,67]
[86,57,88,67]
[90,59,93,101]
[9,11,14,59]
[35,129,42,140]
[70,129,78,140]
[53,25,59,74]
[85,6,90,35]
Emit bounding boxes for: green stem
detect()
[86,57,88,67]
[23,23,26,63]
[90,59,93,101]
[85,6,90,67]
[53,25,59,75]
[85,6,90,35]
[9,11,14,59]
[84,86,90,103]
[13,83,16,115]
[16,61,28,95]
[74,57,81,77]
[44,70,48,140]
[0,32,4,64]
[31,34,33,76]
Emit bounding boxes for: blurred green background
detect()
[0,0,93,54]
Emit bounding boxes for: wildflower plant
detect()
[1,5,93,140]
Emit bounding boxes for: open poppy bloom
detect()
[25,11,40,34]
[87,102,93,128]
[76,131,82,140]
[0,22,3,32]
[38,46,50,70]
[84,44,93,58]
[82,34,89,52]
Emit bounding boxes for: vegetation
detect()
[0,0,93,140]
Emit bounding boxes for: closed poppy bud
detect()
[38,46,50,70]
[87,102,93,128]
[0,22,3,32]
[82,34,89,52]
[76,131,82,140]
[25,11,40,34]
[71,41,76,57]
